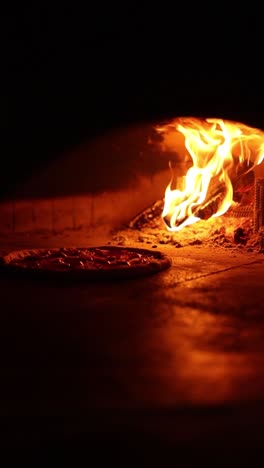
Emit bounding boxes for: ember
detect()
[111,200,258,252]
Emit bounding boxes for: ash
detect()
[110,200,264,254]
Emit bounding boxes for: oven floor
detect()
[1,233,264,466]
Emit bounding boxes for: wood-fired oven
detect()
[2,7,264,466]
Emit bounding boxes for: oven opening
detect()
[1,116,264,255]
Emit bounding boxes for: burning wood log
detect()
[130,165,258,232]
[196,194,225,221]
[197,169,255,220]
[129,200,164,230]
[165,166,256,229]
[163,175,229,230]
[163,190,225,229]
[231,161,255,204]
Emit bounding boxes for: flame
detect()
[157,117,264,231]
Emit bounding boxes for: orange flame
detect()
[157,118,264,231]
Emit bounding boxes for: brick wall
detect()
[0,171,168,235]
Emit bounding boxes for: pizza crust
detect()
[0,246,172,281]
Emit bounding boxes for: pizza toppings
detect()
[8,247,160,270]
[0,246,172,280]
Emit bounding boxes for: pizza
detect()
[0,246,171,281]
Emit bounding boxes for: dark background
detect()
[2,5,263,197]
